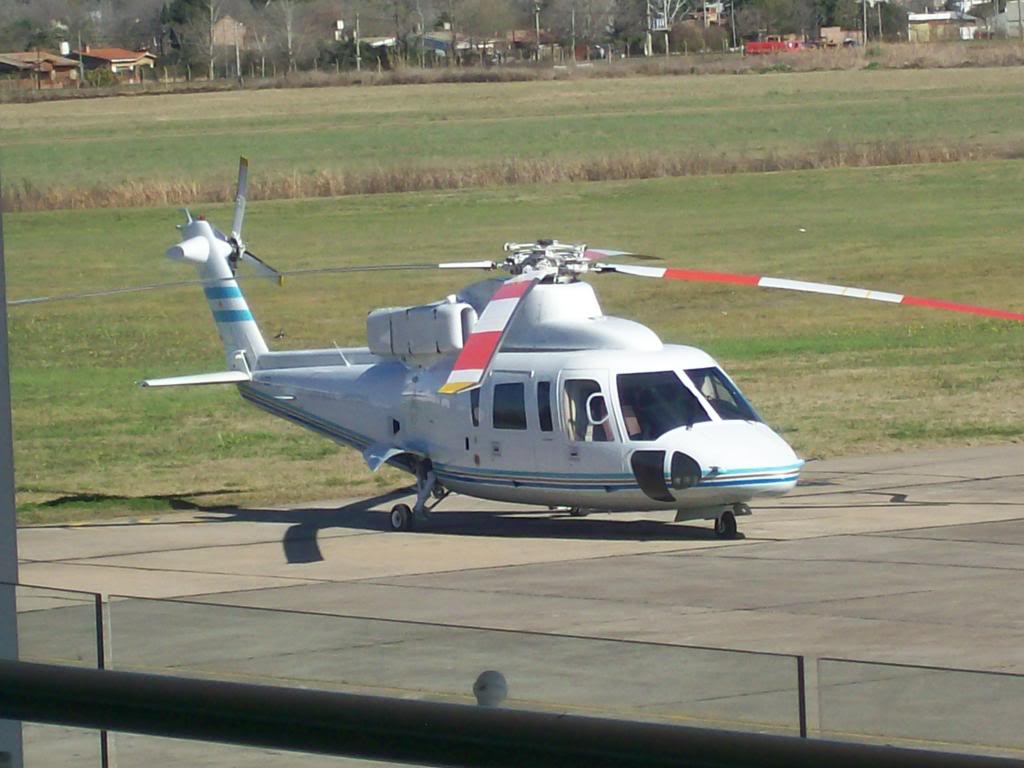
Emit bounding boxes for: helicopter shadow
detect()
[181,489,733,565]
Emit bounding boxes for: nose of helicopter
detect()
[629,421,803,503]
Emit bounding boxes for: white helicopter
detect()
[141,160,1024,537]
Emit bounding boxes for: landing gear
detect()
[715,509,738,539]
[389,503,415,531]
[569,507,589,517]
[387,459,449,532]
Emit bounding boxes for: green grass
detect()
[4,67,1024,195]
[5,159,1024,521]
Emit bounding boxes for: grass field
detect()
[6,156,1024,521]
[4,67,1024,207]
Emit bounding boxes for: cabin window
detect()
[617,371,710,441]
[537,381,553,432]
[493,382,527,430]
[470,388,480,427]
[563,379,614,442]
[685,367,761,422]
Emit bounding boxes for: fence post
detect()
[94,594,109,768]
[797,655,808,738]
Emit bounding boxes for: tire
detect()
[389,503,414,532]
[569,507,589,517]
[715,510,738,539]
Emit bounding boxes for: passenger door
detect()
[556,370,625,477]
[481,371,538,474]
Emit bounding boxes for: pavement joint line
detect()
[17,531,386,564]
[330,578,724,610]
[874,532,1024,547]
[788,471,1024,499]
[705,552,1024,574]
[34,559,338,585]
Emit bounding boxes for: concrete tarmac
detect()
[13,443,1024,762]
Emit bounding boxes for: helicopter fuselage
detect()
[238,329,802,519]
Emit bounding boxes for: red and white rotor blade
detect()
[603,264,1024,323]
[438,272,544,395]
[583,247,656,261]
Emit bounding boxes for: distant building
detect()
[71,46,157,83]
[907,11,979,40]
[996,0,1024,36]
[213,16,247,48]
[0,51,79,88]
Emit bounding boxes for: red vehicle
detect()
[743,37,804,54]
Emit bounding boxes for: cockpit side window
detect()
[563,379,614,442]
[617,371,709,441]
[684,367,761,422]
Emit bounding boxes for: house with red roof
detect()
[71,46,157,83]
[0,51,80,88]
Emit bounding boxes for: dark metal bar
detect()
[797,655,808,738]
[93,593,105,670]
[1,660,1022,768]
[0,171,24,768]
[93,594,109,768]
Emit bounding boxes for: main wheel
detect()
[389,503,415,532]
[714,510,738,539]
[569,507,589,517]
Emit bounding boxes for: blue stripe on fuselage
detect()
[213,309,254,323]
[205,286,243,300]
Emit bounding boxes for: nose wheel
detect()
[714,503,749,539]
[714,511,736,538]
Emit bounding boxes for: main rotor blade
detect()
[583,247,658,262]
[600,264,1024,323]
[230,156,249,242]
[8,262,490,307]
[438,261,497,270]
[438,270,549,395]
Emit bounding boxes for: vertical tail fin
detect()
[166,217,268,368]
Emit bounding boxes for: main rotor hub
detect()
[501,240,592,281]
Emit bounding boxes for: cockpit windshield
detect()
[616,371,710,441]
[685,367,761,422]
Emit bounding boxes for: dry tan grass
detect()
[7,138,1023,212]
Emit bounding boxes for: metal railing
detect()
[13,581,1024,763]
[3,659,1023,768]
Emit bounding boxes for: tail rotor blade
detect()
[230,156,249,242]
[241,250,282,284]
[599,264,1024,322]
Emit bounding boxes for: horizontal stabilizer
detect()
[139,370,251,388]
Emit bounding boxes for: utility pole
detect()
[644,0,653,55]
[730,0,737,48]
[234,21,242,83]
[0,175,24,768]
[877,1,882,39]
[534,1,542,61]
[571,5,576,63]
[355,11,362,71]
[1017,0,1023,40]
[862,0,868,43]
